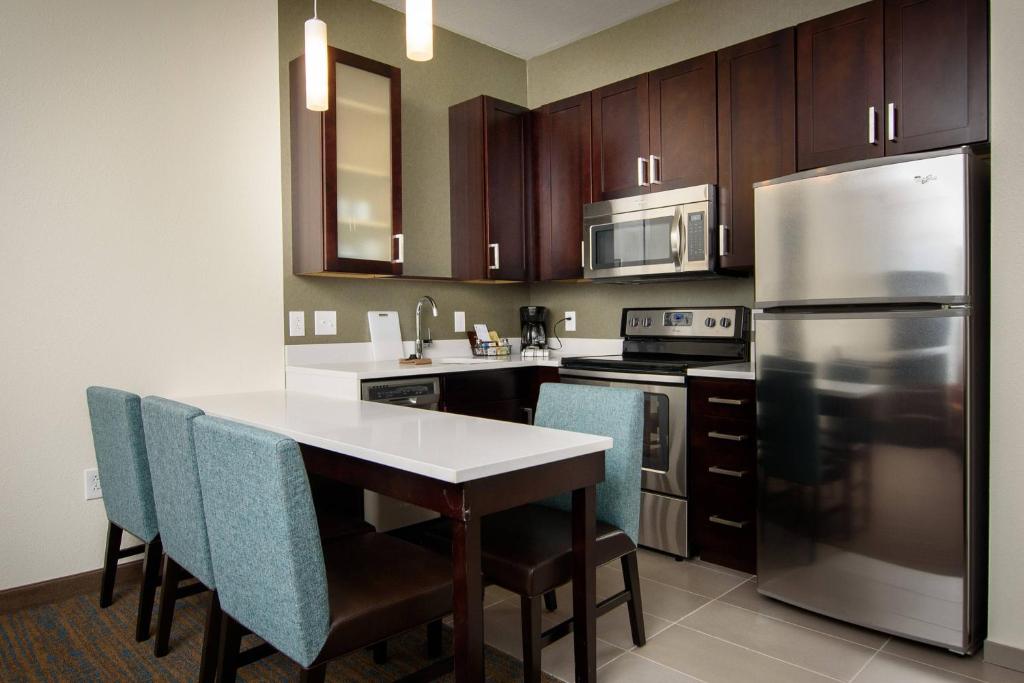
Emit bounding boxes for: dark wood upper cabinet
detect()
[533,93,592,281]
[717,29,796,272]
[591,75,650,201]
[884,0,988,154]
[449,96,531,282]
[797,1,884,170]
[649,53,719,191]
[290,49,402,276]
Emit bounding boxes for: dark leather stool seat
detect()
[399,504,635,596]
[314,532,453,664]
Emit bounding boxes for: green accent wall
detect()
[279,0,866,344]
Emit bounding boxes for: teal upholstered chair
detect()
[192,416,453,682]
[140,397,220,680]
[85,386,163,642]
[398,382,646,681]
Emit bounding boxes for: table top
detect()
[179,390,613,484]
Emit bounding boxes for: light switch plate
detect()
[288,311,306,337]
[454,311,466,333]
[565,311,576,332]
[314,310,337,336]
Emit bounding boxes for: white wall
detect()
[987,0,1024,659]
[0,0,285,590]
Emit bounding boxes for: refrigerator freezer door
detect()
[755,309,975,651]
[755,151,971,307]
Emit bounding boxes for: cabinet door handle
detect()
[392,234,404,264]
[581,240,586,269]
[488,243,500,270]
[709,515,750,529]
[708,396,748,406]
[637,156,649,187]
[887,102,897,142]
[708,465,748,478]
[868,106,877,144]
[709,431,748,442]
[718,224,731,257]
[649,155,661,184]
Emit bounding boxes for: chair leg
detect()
[621,552,646,647]
[427,619,443,658]
[217,613,244,683]
[299,663,328,683]
[372,641,388,665]
[198,591,223,683]
[99,522,122,608]
[542,590,558,612]
[153,555,182,656]
[135,536,162,642]
[520,595,542,683]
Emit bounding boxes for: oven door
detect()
[558,370,687,497]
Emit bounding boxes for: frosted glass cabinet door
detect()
[289,48,401,276]
[335,63,393,263]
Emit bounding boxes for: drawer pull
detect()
[709,515,750,529]
[708,397,748,406]
[708,431,748,442]
[708,465,747,478]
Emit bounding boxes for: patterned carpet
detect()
[0,582,555,682]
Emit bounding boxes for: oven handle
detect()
[559,368,688,385]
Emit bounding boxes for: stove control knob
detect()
[630,317,640,327]
[720,317,732,329]
[642,317,653,328]
[704,317,717,328]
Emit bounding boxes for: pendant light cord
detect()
[313,0,318,18]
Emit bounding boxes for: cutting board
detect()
[367,311,404,361]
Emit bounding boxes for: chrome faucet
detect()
[414,295,439,358]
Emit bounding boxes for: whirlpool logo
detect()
[913,174,938,184]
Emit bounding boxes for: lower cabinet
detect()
[441,367,559,424]
[689,377,757,573]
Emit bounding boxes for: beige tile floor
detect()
[479,549,1024,683]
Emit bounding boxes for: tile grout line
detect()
[673,622,847,682]
[875,648,992,683]
[626,648,714,683]
[849,638,889,682]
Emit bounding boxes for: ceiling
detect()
[370,0,678,59]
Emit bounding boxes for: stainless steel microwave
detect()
[583,185,716,281]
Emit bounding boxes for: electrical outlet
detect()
[314,310,337,336]
[454,311,466,333]
[288,311,306,337]
[565,311,576,332]
[84,468,102,500]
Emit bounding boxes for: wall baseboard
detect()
[985,639,1024,673]
[0,560,143,615]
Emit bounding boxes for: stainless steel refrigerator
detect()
[753,147,988,654]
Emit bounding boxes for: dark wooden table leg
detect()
[451,508,483,682]
[571,485,596,683]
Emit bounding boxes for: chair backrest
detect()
[534,383,644,542]
[192,415,329,668]
[85,387,159,543]
[141,396,215,588]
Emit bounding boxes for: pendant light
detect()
[305,0,328,111]
[406,0,433,62]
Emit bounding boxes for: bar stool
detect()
[85,386,163,642]
[401,383,647,681]
[192,415,454,682]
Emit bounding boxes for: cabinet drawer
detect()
[695,511,756,574]
[689,378,755,419]
[691,416,756,461]
[694,472,755,519]
[443,368,527,404]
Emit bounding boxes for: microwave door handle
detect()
[670,208,683,266]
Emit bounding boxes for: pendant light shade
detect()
[305,7,328,111]
[406,0,433,62]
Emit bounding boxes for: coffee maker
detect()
[520,306,548,350]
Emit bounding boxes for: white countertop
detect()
[287,355,560,381]
[687,362,754,381]
[180,390,612,484]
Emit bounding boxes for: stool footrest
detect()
[117,544,146,559]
